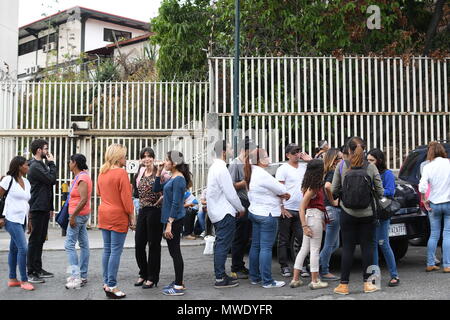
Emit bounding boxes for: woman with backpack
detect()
[0,156,34,291]
[331,137,384,295]
[419,141,450,273]
[290,159,329,290]
[319,148,343,281]
[367,148,400,287]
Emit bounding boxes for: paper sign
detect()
[126,160,140,174]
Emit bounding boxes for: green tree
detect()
[150,0,212,81]
[150,0,449,80]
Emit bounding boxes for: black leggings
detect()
[135,207,163,283]
[166,218,184,286]
[339,210,376,283]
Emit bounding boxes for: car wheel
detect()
[390,238,409,261]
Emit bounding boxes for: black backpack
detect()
[340,161,373,209]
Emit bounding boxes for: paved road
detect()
[0,239,449,300]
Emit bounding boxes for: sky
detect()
[18,0,163,27]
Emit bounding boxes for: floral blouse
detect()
[138,174,162,208]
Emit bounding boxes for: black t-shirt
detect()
[324,171,335,207]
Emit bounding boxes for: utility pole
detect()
[233,0,240,157]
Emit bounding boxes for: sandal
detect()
[388,277,400,287]
[105,286,126,299]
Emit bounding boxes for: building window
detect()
[38,33,57,50]
[19,40,38,56]
[104,28,132,42]
[19,33,57,56]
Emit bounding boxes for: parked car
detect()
[398,142,450,246]
[266,158,429,262]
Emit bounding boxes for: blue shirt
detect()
[153,176,186,224]
[380,169,396,198]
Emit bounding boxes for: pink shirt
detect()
[69,172,93,216]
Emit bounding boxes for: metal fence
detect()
[0,81,209,227]
[0,55,449,227]
[209,56,449,169]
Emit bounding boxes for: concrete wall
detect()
[0,0,19,80]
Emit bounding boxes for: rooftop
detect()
[19,6,150,39]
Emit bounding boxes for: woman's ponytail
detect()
[243,149,252,188]
[348,137,366,168]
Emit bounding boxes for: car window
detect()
[399,149,426,183]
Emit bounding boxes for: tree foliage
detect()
[150,0,212,81]
[151,0,449,81]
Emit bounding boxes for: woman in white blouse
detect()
[418,141,450,272]
[0,156,34,291]
[244,148,290,288]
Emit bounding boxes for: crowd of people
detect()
[0,137,449,298]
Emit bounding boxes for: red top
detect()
[97,168,134,233]
[307,188,326,212]
[68,172,93,216]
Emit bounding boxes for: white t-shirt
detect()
[0,175,31,225]
[275,162,307,211]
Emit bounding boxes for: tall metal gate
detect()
[209,56,449,169]
[0,81,209,227]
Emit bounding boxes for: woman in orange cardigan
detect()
[97,144,136,299]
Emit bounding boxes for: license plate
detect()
[389,223,407,237]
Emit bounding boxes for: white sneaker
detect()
[262,281,286,289]
[308,280,329,290]
[65,277,82,289]
[200,231,206,238]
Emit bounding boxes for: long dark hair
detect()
[347,136,366,168]
[323,148,341,175]
[167,151,193,189]
[7,156,27,181]
[70,154,88,170]
[301,159,324,193]
[367,148,387,173]
[243,148,266,187]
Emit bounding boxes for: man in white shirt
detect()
[276,143,312,278]
[207,140,245,289]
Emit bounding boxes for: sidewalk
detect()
[0,227,205,252]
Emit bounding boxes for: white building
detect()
[0,0,19,80]
[18,6,150,80]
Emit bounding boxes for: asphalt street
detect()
[0,240,449,300]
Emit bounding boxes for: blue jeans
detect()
[133,198,140,215]
[373,218,398,278]
[101,229,127,287]
[213,214,236,279]
[248,213,278,286]
[319,206,341,275]
[64,215,90,279]
[428,202,450,268]
[197,209,206,232]
[5,220,28,282]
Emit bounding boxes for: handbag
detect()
[56,172,86,230]
[0,176,14,219]
[375,196,402,220]
[370,185,401,220]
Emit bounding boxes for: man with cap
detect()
[276,143,312,279]
[228,137,257,280]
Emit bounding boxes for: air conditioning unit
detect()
[43,42,56,53]
[25,66,40,75]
